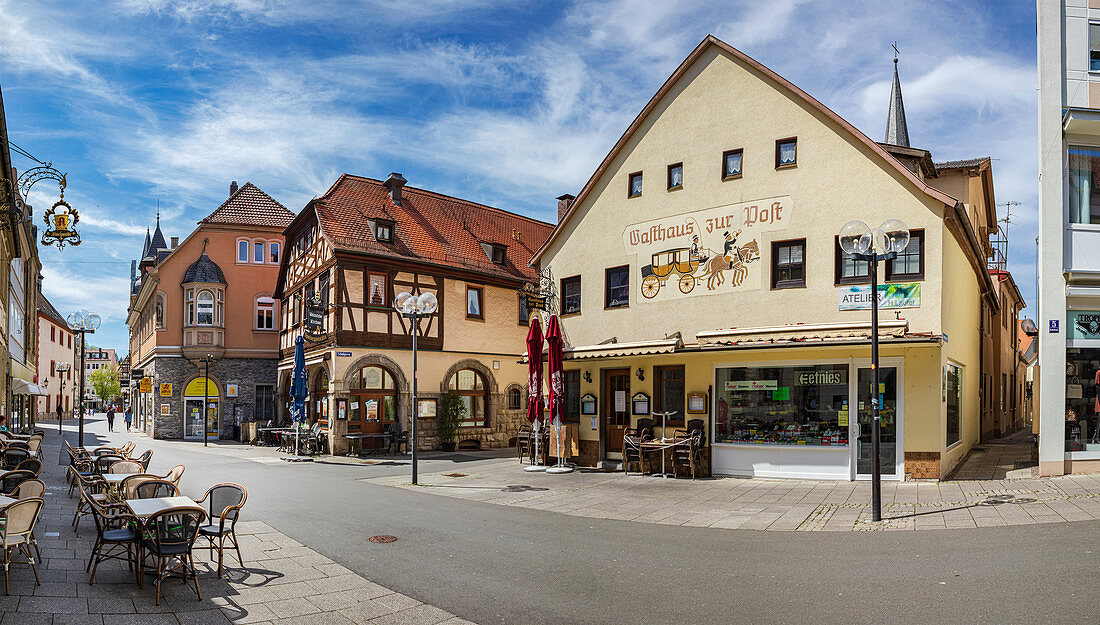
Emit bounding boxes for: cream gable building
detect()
[534,36,999,480]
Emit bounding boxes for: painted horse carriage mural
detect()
[640,240,761,298]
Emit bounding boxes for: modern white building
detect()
[1037,0,1100,475]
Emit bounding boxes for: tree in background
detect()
[90,365,121,408]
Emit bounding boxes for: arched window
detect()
[347,365,397,433]
[449,369,487,427]
[196,290,215,326]
[506,387,522,410]
[312,369,329,425]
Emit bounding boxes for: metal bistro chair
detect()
[0,497,44,594]
[86,495,139,586]
[622,425,652,475]
[1,448,30,471]
[196,483,247,577]
[72,473,109,532]
[0,470,35,497]
[15,458,42,477]
[67,445,94,498]
[671,430,702,480]
[141,506,206,605]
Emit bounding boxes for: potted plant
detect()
[437,391,464,452]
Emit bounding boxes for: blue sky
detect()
[0,0,1039,353]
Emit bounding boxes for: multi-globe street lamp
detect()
[65,309,100,447]
[838,219,910,522]
[393,291,438,486]
[55,361,71,435]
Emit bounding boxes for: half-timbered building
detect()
[274,173,553,453]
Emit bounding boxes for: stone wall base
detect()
[904,451,941,480]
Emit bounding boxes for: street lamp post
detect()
[56,362,71,435]
[393,291,438,486]
[65,310,100,448]
[838,220,910,522]
[200,355,213,447]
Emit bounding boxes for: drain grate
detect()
[443,472,468,478]
[369,535,398,544]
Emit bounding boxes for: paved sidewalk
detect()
[366,458,1100,531]
[947,429,1038,480]
[2,433,476,625]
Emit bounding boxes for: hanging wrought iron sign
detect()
[516,267,557,315]
[303,294,328,344]
[42,196,81,249]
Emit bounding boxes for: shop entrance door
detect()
[855,365,901,479]
[183,398,219,440]
[602,368,630,455]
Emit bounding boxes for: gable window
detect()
[467,285,483,319]
[628,172,643,198]
[256,297,275,330]
[253,241,264,263]
[723,149,743,179]
[269,242,280,264]
[886,229,924,281]
[561,276,581,315]
[834,237,870,285]
[667,163,683,190]
[1091,23,1100,72]
[196,290,215,326]
[776,137,797,168]
[771,239,806,289]
[518,294,530,325]
[605,265,629,308]
[237,240,248,263]
[375,220,393,243]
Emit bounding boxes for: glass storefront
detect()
[1065,348,1100,452]
[714,364,849,447]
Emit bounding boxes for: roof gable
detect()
[201,182,294,229]
[532,34,959,265]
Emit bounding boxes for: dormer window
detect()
[491,245,506,265]
[375,220,394,243]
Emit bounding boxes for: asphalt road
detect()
[67,415,1100,625]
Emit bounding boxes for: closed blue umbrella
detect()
[289,335,308,456]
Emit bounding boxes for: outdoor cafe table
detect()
[344,433,389,457]
[126,496,200,519]
[0,494,16,508]
[102,473,135,501]
[639,437,691,478]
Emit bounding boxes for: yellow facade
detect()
[535,37,994,480]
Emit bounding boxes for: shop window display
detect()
[1065,348,1100,451]
[714,364,849,446]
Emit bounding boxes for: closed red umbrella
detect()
[524,317,545,471]
[544,315,573,473]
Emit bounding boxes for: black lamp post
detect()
[393,291,438,486]
[65,310,100,448]
[56,362,71,435]
[200,354,214,447]
[838,219,910,522]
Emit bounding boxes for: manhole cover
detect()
[443,472,468,478]
[369,535,398,544]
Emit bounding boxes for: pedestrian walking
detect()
[56,401,62,422]
[124,407,132,432]
[106,406,115,432]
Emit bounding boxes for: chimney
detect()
[556,194,575,222]
[229,181,238,196]
[382,172,407,206]
[36,273,43,292]
[170,237,179,249]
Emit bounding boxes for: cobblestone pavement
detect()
[0,434,476,625]
[365,457,1100,531]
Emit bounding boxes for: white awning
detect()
[563,337,683,360]
[696,320,910,346]
[11,379,48,396]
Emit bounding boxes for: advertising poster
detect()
[838,283,921,310]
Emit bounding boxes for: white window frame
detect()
[237,239,249,263]
[255,296,276,330]
[196,290,215,326]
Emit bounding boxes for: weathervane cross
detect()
[892,41,899,62]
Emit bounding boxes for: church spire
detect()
[141,227,151,259]
[884,43,910,148]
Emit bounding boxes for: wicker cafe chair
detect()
[109,461,142,475]
[141,506,206,605]
[1,448,30,471]
[25,436,42,459]
[16,458,42,476]
[158,465,185,489]
[95,455,124,475]
[0,470,34,496]
[117,441,136,457]
[92,447,116,458]
[67,446,94,498]
[1,480,45,561]
[635,418,654,439]
[196,483,247,577]
[133,480,178,500]
[671,430,702,480]
[72,473,109,532]
[622,431,647,475]
[86,495,139,586]
[132,450,153,471]
[0,497,44,594]
[120,474,158,501]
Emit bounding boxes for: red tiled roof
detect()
[311,175,553,282]
[200,182,294,228]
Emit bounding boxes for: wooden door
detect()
[603,368,630,454]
